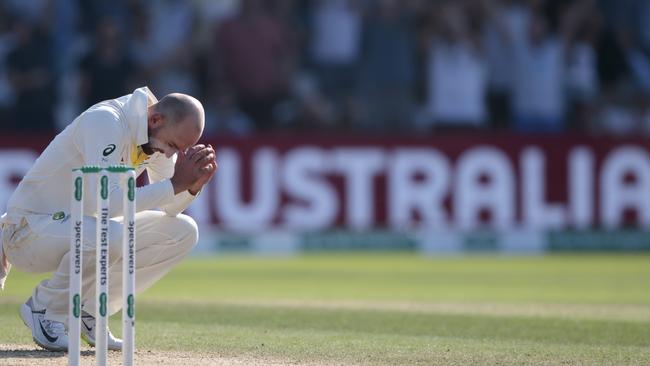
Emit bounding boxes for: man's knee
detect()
[170,214,198,252]
[108,214,198,259]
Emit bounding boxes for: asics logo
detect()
[103,144,116,157]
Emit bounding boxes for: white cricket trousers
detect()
[2,210,198,323]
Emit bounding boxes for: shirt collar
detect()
[123,86,158,146]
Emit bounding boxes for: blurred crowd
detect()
[1,0,650,136]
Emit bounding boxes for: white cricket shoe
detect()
[80,310,123,350]
[19,297,69,352]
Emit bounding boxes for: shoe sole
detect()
[80,325,122,351]
[19,303,67,352]
[81,334,122,351]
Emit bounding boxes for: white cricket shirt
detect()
[0,86,198,231]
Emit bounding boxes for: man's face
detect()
[142,114,201,158]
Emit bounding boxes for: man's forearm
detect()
[108,179,176,216]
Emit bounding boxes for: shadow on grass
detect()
[0,348,94,359]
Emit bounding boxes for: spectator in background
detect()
[77,0,133,46]
[613,0,650,95]
[130,0,197,96]
[271,0,308,37]
[625,20,650,135]
[564,0,601,130]
[624,35,650,94]
[79,17,134,108]
[588,0,632,134]
[0,0,649,137]
[192,0,241,100]
[214,0,294,130]
[308,0,363,128]
[289,71,338,130]
[264,0,310,129]
[204,85,255,136]
[594,3,630,91]
[6,18,56,131]
[422,1,488,129]
[632,0,650,52]
[2,0,52,27]
[509,4,566,133]
[51,0,80,74]
[595,14,650,135]
[357,0,418,132]
[0,5,16,124]
[193,0,240,48]
[481,0,517,130]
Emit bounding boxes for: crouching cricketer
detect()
[0,87,217,351]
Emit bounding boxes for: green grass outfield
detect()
[1,253,649,365]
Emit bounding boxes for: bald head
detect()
[144,93,205,156]
[153,93,205,135]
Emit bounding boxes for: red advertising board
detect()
[2,133,650,232]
